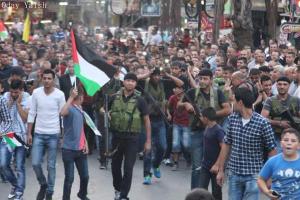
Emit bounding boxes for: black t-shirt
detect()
[202,124,225,170]
[163,75,189,99]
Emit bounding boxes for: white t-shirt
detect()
[27,87,65,134]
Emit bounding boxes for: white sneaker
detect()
[8,187,16,198]
[114,190,121,200]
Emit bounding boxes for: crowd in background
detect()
[0,19,300,200]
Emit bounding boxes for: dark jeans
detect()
[144,120,166,177]
[111,134,138,199]
[164,123,173,159]
[62,149,89,200]
[199,167,222,200]
[83,105,95,153]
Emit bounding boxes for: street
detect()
[0,152,192,200]
[0,151,269,200]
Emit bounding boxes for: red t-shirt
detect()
[168,94,189,126]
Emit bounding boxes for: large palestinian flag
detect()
[71,30,116,96]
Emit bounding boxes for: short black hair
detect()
[11,67,25,77]
[234,87,255,109]
[199,69,213,78]
[259,66,271,73]
[281,128,300,141]
[260,75,271,83]
[171,61,182,68]
[238,57,247,64]
[222,66,234,73]
[249,68,261,76]
[185,188,215,200]
[42,69,55,79]
[277,76,291,84]
[201,107,217,121]
[10,79,24,90]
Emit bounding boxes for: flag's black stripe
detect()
[74,34,116,78]
[13,133,29,149]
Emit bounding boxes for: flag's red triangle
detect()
[0,20,6,32]
[71,30,79,64]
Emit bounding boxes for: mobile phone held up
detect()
[271,190,281,198]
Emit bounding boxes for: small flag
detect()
[22,13,31,43]
[2,132,28,149]
[83,111,101,136]
[0,20,8,41]
[71,30,117,96]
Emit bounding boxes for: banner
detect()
[141,0,161,17]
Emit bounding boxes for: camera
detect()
[24,79,34,86]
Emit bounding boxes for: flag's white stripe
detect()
[77,52,110,86]
[5,137,22,147]
[11,137,22,146]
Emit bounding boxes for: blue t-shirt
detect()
[62,106,84,150]
[259,153,300,200]
[201,124,224,170]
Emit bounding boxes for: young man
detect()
[0,80,9,184]
[261,76,300,153]
[168,85,191,171]
[257,128,300,199]
[1,79,29,200]
[216,88,277,200]
[60,87,90,200]
[199,107,224,200]
[27,69,66,200]
[108,73,151,200]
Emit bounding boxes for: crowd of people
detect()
[0,20,299,200]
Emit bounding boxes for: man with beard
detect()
[108,73,151,200]
[178,69,231,189]
[216,88,276,200]
[140,67,184,185]
[261,76,300,153]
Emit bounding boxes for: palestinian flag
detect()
[71,30,116,96]
[2,132,27,149]
[0,20,8,41]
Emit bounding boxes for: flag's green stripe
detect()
[0,31,8,39]
[3,136,16,148]
[74,64,102,96]
[83,111,101,136]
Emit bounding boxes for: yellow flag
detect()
[22,13,30,43]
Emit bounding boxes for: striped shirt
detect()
[0,96,12,134]
[224,112,276,175]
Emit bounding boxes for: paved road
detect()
[0,151,267,200]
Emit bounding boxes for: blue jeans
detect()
[144,120,167,177]
[172,124,191,153]
[62,149,89,200]
[190,130,204,189]
[0,144,26,193]
[228,171,259,200]
[32,133,59,195]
